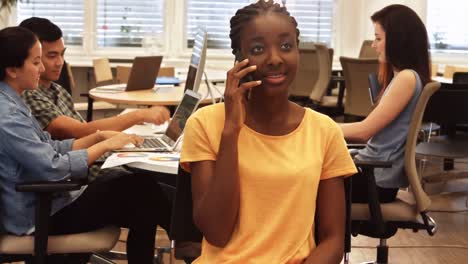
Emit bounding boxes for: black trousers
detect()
[49,169,172,264]
[351,171,398,203]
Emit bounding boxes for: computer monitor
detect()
[184,28,208,93]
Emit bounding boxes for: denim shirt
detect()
[0,82,88,235]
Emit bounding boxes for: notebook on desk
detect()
[115,89,202,152]
[95,56,163,92]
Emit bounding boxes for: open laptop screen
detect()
[162,91,201,145]
[184,28,208,92]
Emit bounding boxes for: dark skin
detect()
[191,12,345,263]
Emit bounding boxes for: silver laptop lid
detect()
[184,28,208,93]
[160,90,201,147]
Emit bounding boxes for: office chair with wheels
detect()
[0,179,120,264]
[344,81,440,264]
[169,166,202,264]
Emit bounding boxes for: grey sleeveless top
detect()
[356,70,423,188]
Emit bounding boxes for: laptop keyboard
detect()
[142,138,166,149]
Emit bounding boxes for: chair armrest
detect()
[346,143,366,149]
[15,179,87,263]
[352,159,393,236]
[353,159,392,169]
[16,180,85,193]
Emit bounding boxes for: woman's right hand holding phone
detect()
[224,58,261,132]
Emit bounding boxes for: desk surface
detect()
[90,83,224,106]
[433,76,452,84]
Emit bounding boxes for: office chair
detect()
[453,72,468,84]
[339,56,379,121]
[56,61,75,96]
[169,166,202,264]
[80,58,115,122]
[345,81,440,264]
[307,43,343,116]
[358,40,378,59]
[0,179,120,264]
[289,42,319,105]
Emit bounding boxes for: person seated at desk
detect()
[19,17,170,141]
[0,26,171,264]
[180,1,357,263]
[340,5,431,203]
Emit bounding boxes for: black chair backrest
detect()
[55,61,73,95]
[423,85,468,125]
[169,167,203,242]
[453,72,468,84]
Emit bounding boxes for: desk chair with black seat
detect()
[0,179,120,264]
[345,81,440,264]
[168,167,202,264]
[453,72,468,84]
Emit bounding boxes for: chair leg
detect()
[170,240,176,264]
[89,253,116,264]
[376,238,389,264]
[86,96,94,122]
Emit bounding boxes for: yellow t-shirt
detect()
[180,103,357,264]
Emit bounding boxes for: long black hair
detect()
[0,27,38,81]
[371,4,431,90]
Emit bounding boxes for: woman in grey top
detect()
[340,5,431,203]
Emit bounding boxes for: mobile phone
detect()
[234,50,254,84]
[234,50,255,100]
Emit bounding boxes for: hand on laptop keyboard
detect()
[122,143,136,149]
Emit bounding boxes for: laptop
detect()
[368,72,381,105]
[116,89,202,152]
[184,28,208,92]
[95,56,163,92]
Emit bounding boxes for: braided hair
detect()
[229,0,300,55]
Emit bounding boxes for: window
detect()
[95,0,165,48]
[186,1,250,49]
[17,0,84,46]
[427,0,468,52]
[185,0,334,49]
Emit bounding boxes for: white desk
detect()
[102,123,180,175]
[90,83,224,106]
[433,76,452,84]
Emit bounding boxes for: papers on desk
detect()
[123,121,168,136]
[101,152,180,174]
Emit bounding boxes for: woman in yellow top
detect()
[180,1,357,263]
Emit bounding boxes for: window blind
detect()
[427,0,468,52]
[95,0,165,48]
[17,0,84,46]
[185,0,334,49]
